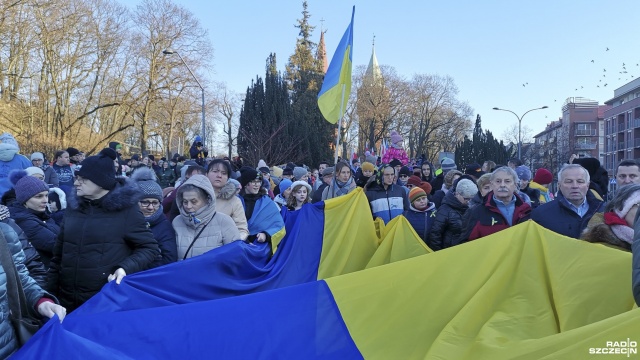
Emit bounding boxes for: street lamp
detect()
[163,49,206,147]
[492,105,548,159]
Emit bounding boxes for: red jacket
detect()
[461,191,531,242]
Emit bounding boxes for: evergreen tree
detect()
[455,114,509,168]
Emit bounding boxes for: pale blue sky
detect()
[131,0,640,140]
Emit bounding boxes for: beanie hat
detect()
[30,152,44,161]
[0,132,19,152]
[290,180,312,194]
[389,159,402,168]
[533,168,553,185]
[239,167,261,188]
[361,162,375,172]
[259,166,270,174]
[365,152,377,164]
[409,187,427,203]
[455,179,478,198]
[464,163,484,177]
[131,154,140,161]
[440,158,457,173]
[257,159,268,169]
[278,179,293,194]
[390,130,403,145]
[572,157,600,177]
[131,167,163,202]
[515,165,532,182]
[66,147,80,158]
[282,168,294,176]
[271,166,283,178]
[398,166,412,177]
[75,148,118,190]
[407,175,422,188]
[419,181,432,195]
[25,167,45,177]
[10,170,49,204]
[48,187,67,211]
[293,166,307,180]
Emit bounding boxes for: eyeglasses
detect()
[399,175,409,178]
[139,200,160,208]
[249,179,262,185]
[74,176,87,185]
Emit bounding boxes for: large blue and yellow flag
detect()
[14,192,638,359]
[317,6,354,124]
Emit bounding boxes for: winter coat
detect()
[46,179,159,311]
[580,213,631,251]
[354,168,374,188]
[173,175,241,260]
[429,191,469,250]
[157,167,176,188]
[273,194,287,210]
[214,182,249,240]
[146,207,177,267]
[0,216,47,287]
[365,183,410,224]
[381,146,409,165]
[0,222,52,359]
[461,191,531,242]
[468,192,483,209]
[0,148,31,198]
[403,202,437,246]
[529,181,553,204]
[8,203,60,268]
[633,218,640,305]
[42,164,59,187]
[312,182,329,203]
[531,191,604,239]
[432,188,447,208]
[429,174,444,196]
[521,185,541,209]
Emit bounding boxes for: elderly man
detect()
[531,164,604,239]
[461,166,531,242]
[616,159,640,187]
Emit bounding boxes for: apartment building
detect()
[603,78,640,174]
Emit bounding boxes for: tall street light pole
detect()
[492,105,548,160]
[163,49,206,147]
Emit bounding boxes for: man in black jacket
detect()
[47,148,159,312]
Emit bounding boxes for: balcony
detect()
[575,142,597,150]
[618,141,626,150]
[619,124,626,131]
[575,129,596,136]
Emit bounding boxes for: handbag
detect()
[0,229,42,346]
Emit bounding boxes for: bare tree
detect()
[212,82,240,159]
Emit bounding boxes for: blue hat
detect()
[279,179,292,194]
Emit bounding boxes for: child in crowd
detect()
[403,187,436,245]
[356,161,376,187]
[287,181,312,211]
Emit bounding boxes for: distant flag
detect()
[317,7,355,124]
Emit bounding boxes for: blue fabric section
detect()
[247,195,285,236]
[64,202,325,316]
[15,282,362,359]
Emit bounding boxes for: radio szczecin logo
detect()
[589,339,637,356]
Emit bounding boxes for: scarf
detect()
[144,205,165,227]
[333,177,354,197]
[0,205,9,221]
[603,212,634,244]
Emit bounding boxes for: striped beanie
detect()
[409,187,427,204]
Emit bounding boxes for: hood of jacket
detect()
[176,174,216,227]
[67,177,140,211]
[442,190,468,211]
[217,181,237,200]
[0,138,18,162]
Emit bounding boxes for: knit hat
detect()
[271,166,283,178]
[66,147,80,158]
[131,154,140,161]
[361,162,375,172]
[572,157,600,177]
[464,163,484,177]
[0,133,19,152]
[389,159,402,168]
[398,166,412,177]
[30,152,44,161]
[131,167,163,202]
[279,179,293,194]
[533,168,553,185]
[282,168,293,177]
[75,148,118,190]
[455,179,478,198]
[25,167,44,177]
[259,167,270,174]
[257,159,268,169]
[290,180,312,194]
[440,158,457,173]
[293,166,307,180]
[322,166,335,176]
[239,167,261,188]
[407,175,422,187]
[419,181,432,195]
[390,130,403,145]
[365,151,377,164]
[515,165,532,182]
[409,187,427,203]
[10,170,49,204]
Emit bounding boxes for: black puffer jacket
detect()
[46,179,159,311]
[428,191,468,250]
[8,203,60,268]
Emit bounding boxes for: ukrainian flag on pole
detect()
[318,6,354,124]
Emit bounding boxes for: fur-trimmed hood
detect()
[217,181,237,200]
[67,177,141,211]
[580,213,631,251]
[0,132,19,162]
[49,187,67,210]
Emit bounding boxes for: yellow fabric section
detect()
[327,220,637,359]
[365,215,432,269]
[270,226,286,254]
[318,188,430,279]
[317,49,352,124]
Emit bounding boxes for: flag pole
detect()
[333,83,346,165]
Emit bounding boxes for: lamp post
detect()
[492,105,548,159]
[162,49,206,147]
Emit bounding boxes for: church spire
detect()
[364,35,382,85]
[318,29,328,73]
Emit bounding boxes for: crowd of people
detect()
[0,130,639,357]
